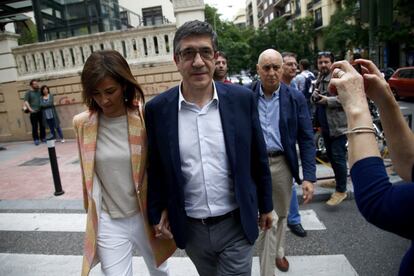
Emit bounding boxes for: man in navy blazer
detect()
[252,49,316,275]
[145,20,273,276]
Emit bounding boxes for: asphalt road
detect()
[0,199,410,276]
[285,200,410,276]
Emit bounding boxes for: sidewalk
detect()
[0,140,82,202]
[0,140,400,210]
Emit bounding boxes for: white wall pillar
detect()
[0,32,19,83]
[172,0,205,28]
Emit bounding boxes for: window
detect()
[142,6,163,26]
[314,8,322,28]
[399,69,414,78]
[295,0,301,15]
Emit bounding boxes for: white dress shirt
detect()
[178,82,238,218]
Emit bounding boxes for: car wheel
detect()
[314,131,327,159]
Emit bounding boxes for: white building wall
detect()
[246,0,259,29]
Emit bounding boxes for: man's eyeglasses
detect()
[177,47,215,61]
[261,64,281,72]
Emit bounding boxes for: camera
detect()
[312,89,322,102]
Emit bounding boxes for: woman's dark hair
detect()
[40,85,49,96]
[81,50,144,112]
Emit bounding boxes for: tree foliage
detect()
[323,0,368,58]
[205,5,315,74]
[376,0,414,48]
[17,20,38,45]
[205,5,254,74]
[247,17,315,73]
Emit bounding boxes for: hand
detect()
[259,211,273,230]
[316,94,328,105]
[328,60,367,115]
[301,181,314,204]
[153,209,173,240]
[354,59,395,108]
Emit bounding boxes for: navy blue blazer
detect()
[145,81,273,249]
[252,81,316,184]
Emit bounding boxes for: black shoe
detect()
[288,223,307,237]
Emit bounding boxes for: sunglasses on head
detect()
[317,51,334,58]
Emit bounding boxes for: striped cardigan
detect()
[73,108,176,276]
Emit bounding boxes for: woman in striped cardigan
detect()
[73,50,175,276]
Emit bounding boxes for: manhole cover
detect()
[19,157,50,166]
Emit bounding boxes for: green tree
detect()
[205,4,254,74]
[323,0,368,58]
[205,5,313,74]
[248,17,314,72]
[17,20,38,45]
[376,0,414,50]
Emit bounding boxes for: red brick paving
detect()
[0,140,83,200]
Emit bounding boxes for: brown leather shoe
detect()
[275,256,289,272]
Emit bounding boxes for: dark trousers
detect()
[30,112,45,141]
[185,214,253,276]
[46,118,63,139]
[323,134,348,193]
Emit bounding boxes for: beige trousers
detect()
[257,155,293,276]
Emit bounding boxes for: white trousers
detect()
[97,212,170,276]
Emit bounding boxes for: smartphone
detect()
[352,63,362,74]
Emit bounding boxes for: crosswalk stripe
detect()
[0,210,325,232]
[298,209,326,230]
[0,213,85,232]
[0,254,357,276]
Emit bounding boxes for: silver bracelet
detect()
[344,126,376,135]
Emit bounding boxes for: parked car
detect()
[229,75,241,84]
[388,67,414,99]
[239,75,253,86]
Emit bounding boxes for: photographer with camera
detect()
[329,59,413,275]
[311,51,348,206]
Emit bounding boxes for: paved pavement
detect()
[0,139,380,208]
[0,140,404,276]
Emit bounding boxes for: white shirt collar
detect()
[178,81,219,111]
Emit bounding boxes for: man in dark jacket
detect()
[145,20,273,276]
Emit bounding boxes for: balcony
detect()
[307,2,313,10]
[281,9,292,18]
